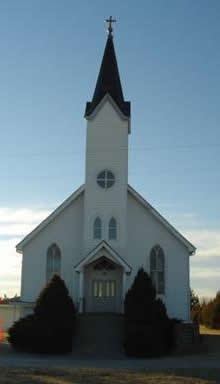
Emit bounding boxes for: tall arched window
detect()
[46,244,61,281]
[150,245,165,294]
[108,217,117,240]
[93,217,102,239]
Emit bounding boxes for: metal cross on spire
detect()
[105,16,116,37]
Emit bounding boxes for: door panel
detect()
[92,280,116,312]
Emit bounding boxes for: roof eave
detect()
[84,93,131,133]
[16,184,85,253]
[74,240,132,273]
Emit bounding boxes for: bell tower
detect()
[83,19,131,257]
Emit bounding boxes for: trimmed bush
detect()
[34,274,76,326]
[8,275,76,353]
[124,268,173,357]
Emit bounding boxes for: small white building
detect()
[16,26,196,321]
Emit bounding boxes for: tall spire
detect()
[85,20,130,118]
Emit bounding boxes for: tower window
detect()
[97,170,115,189]
[93,217,102,239]
[108,217,117,240]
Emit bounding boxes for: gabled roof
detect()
[16,185,84,253]
[85,35,130,118]
[16,183,196,255]
[86,93,131,133]
[128,185,196,255]
[74,240,132,273]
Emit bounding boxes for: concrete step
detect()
[72,313,125,359]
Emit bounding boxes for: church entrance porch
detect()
[85,256,122,313]
[74,241,132,314]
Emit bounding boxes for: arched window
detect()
[93,217,102,239]
[46,244,61,281]
[150,245,165,294]
[108,217,117,240]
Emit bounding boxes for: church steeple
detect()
[84,20,130,258]
[85,22,130,118]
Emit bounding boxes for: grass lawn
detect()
[200,326,220,335]
[0,368,219,384]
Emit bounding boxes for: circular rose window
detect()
[97,170,115,189]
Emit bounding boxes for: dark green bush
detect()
[124,321,173,358]
[8,314,36,351]
[34,274,76,326]
[124,268,173,357]
[8,275,76,353]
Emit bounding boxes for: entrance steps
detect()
[72,313,125,359]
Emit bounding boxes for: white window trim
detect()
[108,217,117,240]
[97,169,115,189]
[46,243,61,282]
[150,245,165,295]
[93,217,102,240]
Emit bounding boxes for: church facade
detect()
[16,27,196,321]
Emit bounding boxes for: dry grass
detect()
[0,368,219,384]
[200,326,220,335]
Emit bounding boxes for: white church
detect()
[16,22,196,321]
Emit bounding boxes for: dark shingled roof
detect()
[85,35,130,118]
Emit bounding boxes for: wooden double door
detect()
[84,256,122,313]
[92,279,116,312]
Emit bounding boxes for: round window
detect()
[97,170,115,189]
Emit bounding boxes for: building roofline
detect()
[128,185,196,255]
[16,184,85,253]
[74,240,132,273]
[16,183,196,255]
[85,93,131,133]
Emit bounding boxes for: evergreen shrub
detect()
[124,268,174,357]
[8,275,76,353]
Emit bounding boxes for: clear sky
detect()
[0,0,220,299]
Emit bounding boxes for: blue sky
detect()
[0,0,220,298]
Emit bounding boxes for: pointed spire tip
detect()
[105,16,116,38]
